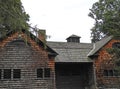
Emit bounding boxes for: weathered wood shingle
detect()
[0,30,57,89]
[88,36,112,57]
[47,42,93,62]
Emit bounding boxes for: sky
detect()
[21,0,98,43]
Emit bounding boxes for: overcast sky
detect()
[21,0,98,43]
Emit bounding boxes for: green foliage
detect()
[0,0,29,35]
[89,0,120,42]
[107,48,120,75]
[89,0,120,76]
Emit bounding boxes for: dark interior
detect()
[55,62,93,89]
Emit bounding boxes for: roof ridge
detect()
[0,29,58,56]
[88,36,112,57]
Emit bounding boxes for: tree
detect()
[0,0,29,35]
[89,0,120,88]
[89,0,120,43]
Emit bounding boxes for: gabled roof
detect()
[66,34,81,40]
[88,36,112,57]
[47,41,93,62]
[0,29,58,57]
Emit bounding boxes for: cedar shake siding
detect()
[88,37,120,89]
[0,31,57,89]
[0,29,120,89]
[47,41,95,89]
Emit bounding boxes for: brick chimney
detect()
[66,34,81,43]
[38,29,46,43]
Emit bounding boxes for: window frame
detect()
[112,42,120,49]
[3,69,11,79]
[13,69,21,79]
[37,68,43,78]
[36,68,51,79]
[0,69,21,80]
[103,69,119,77]
[0,69,1,79]
[44,68,51,78]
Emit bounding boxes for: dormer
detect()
[66,34,81,43]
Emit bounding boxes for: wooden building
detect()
[88,36,120,88]
[48,35,120,89]
[0,30,57,89]
[0,30,120,89]
[47,35,94,89]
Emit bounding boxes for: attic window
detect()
[66,35,81,43]
[112,42,120,49]
[103,70,118,76]
[67,38,80,43]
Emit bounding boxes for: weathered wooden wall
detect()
[94,39,120,88]
[0,32,55,89]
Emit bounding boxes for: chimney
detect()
[66,34,81,43]
[38,29,46,43]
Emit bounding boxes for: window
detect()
[3,69,11,79]
[0,69,1,79]
[37,68,51,78]
[112,42,120,49]
[0,69,21,80]
[44,68,51,78]
[104,70,118,77]
[104,70,108,76]
[109,70,114,76]
[114,70,119,76]
[13,69,21,79]
[37,68,43,78]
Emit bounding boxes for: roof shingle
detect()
[47,42,93,62]
[87,36,112,57]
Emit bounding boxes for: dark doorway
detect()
[55,63,93,89]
